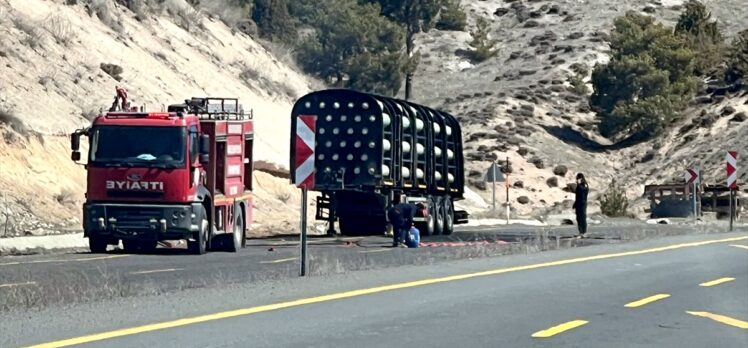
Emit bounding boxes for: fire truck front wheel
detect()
[188,206,209,255]
[88,236,109,253]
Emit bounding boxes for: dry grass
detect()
[81,106,102,121]
[0,102,29,137]
[53,189,76,205]
[88,0,125,34]
[44,14,76,46]
[198,0,249,29]
[13,15,45,49]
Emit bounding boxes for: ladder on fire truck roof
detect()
[167,97,253,121]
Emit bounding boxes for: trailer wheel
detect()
[226,206,244,252]
[442,197,454,235]
[433,197,445,236]
[188,206,208,255]
[417,203,435,237]
[89,236,108,254]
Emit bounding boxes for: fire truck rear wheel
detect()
[89,236,108,253]
[189,207,209,255]
[227,207,244,252]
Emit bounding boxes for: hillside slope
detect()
[0,0,318,237]
[409,0,748,218]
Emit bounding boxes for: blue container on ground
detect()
[406,226,420,248]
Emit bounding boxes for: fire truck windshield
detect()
[89,126,186,168]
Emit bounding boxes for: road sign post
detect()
[685,167,699,222]
[492,163,497,211]
[294,115,317,276]
[726,151,738,231]
[505,157,510,224]
[486,162,505,212]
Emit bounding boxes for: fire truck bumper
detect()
[83,203,205,241]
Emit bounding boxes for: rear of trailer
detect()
[290,89,468,236]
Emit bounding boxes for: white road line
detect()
[129,268,184,275]
[0,281,37,288]
[259,257,298,264]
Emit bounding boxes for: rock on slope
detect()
[0,0,319,237]
[408,0,748,218]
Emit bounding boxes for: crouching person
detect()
[386,193,416,248]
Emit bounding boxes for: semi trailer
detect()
[290,89,468,236]
[70,90,254,254]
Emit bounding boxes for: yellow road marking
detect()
[360,249,390,254]
[699,277,735,287]
[531,320,588,338]
[686,311,748,329]
[0,281,37,288]
[259,257,297,264]
[624,294,670,308]
[730,244,748,250]
[0,255,129,267]
[129,268,184,275]
[25,235,748,348]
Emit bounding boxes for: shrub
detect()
[569,73,589,96]
[100,63,124,81]
[599,179,629,217]
[436,0,467,31]
[726,29,748,83]
[466,16,499,63]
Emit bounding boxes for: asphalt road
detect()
[2,231,747,347]
[0,222,738,312]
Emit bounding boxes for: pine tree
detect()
[590,12,698,140]
[674,0,725,76]
[367,0,444,99]
[252,0,297,43]
[296,1,407,96]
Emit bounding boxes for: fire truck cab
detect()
[70,93,254,255]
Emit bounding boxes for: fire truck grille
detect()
[108,206,162,229]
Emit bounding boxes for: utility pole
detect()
[505,157,510,224]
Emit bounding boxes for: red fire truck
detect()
[70,91,254,254]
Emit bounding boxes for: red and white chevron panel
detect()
[294,115,317,189]
[726,151,738,189]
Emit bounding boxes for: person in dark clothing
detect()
[386,194,416,247]
[573,173,589,237]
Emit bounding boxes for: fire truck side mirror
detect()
[70,132,81,162]
[70,133,80,151]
